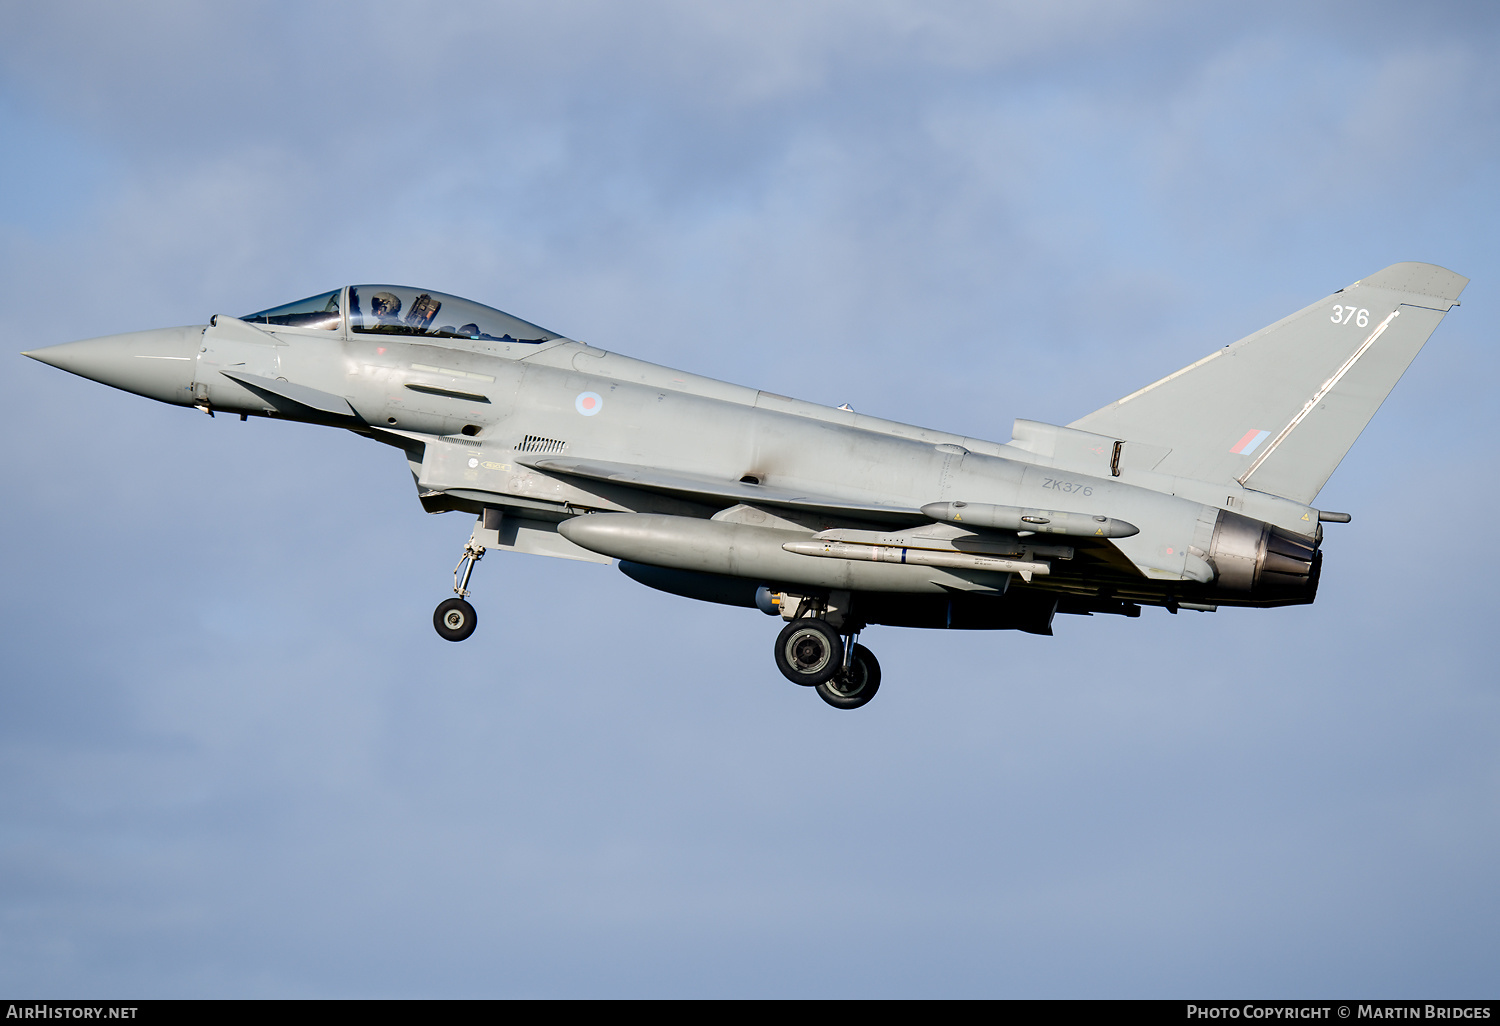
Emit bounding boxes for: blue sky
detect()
[1,1,1497,997]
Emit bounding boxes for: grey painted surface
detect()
[1073,271,1465,502]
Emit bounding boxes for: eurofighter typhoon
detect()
[23,263,1466,709]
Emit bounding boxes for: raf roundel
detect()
[575,391,603,417]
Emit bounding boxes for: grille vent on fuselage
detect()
[515,434,568,454]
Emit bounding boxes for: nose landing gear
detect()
[433,538,484,642]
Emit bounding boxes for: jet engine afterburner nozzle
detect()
[1207,509,1320,602]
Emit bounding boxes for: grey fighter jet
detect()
[23,263,1466,709]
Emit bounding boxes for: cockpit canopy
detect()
[241,289,342,330]
[347,285,557,343]
[241,285,559,343]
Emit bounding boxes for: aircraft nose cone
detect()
[24,326,204,406]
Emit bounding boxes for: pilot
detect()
[369,291,403,326]
[458,322,481,338]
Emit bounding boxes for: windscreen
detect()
[348,285,556,343]
[241,289,342,330]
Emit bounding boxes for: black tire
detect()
[816,644,881,710]
[433,597,478,642]
[774,618,844,686]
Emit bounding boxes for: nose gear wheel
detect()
[433,597,477,642]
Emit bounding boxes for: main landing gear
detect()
[770,594,882,710]
[433,538,484,642]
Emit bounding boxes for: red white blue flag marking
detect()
[1230,428,1271,456]
[575,391,603,416]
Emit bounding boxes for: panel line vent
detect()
[405,382,490,403]
[515,434,568,454]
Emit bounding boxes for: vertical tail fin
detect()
[1069,262,1466,503]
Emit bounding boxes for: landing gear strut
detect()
[433,539,484,642]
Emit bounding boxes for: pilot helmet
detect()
[370,292,402,319]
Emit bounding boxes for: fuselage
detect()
[25,289,1325,631]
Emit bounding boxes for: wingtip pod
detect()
[921,501,1139,539]
[1353,262,1468,306]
